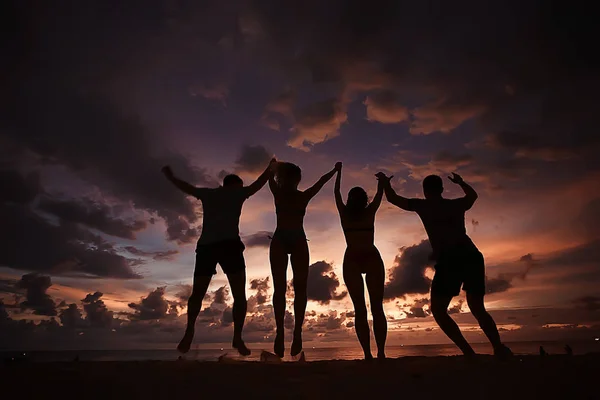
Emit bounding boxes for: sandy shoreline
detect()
[3,354,597,399]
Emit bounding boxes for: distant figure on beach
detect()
[162,158,276,356]
[540,346,548,357]
[379,172,512,359]
[333,163,387,360]
[269,161,339,357]
[565,344,573,356]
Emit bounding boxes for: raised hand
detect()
[375,172,393,182]
[448,172,464,184]
[335,162,343,171]
[161,165,174,179]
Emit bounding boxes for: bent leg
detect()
[344,262,371,359]
[270,240,288,357]
[227,270,250,356]
[466,292,502,350]
[431,293,475,356]
[290,240,309,356]
[365,255,387,359]
[178,274,212,353]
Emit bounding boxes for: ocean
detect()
[3,340,599,362]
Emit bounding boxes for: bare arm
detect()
[304,162,341,200]
[162,166,202,197]
[245,158,277,197]
[449,172,478,210]
[367,175,385,213]
[377,172,419,211]
[334,164,345,213]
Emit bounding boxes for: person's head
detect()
[275,162,302,189]
[347,186,369,215]
[423,175,443,198]
[223,174,244,188]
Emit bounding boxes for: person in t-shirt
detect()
[378,172,512,358]
[162,158,276,356]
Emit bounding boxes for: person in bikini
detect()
[162,158,276,356]
[378,172,512,359]
[268,161,339,357]
[334,164,387,360]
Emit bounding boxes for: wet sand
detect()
[2,353,597,399]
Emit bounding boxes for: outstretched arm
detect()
[162,166,202,197]
[304,162,341,200]
[448,172,478,210]
[367,174,385,213]
[333,163,345,213]
[376,172,418,211]
[245,158,277,197]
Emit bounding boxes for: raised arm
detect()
[245,158,277,197]
[367,174,385,213]
[333,163,345,213]
[376,172,419,211]
[162,166,202,197]
[304,162,341,200]
[448,172,478,210]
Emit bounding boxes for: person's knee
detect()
[431,303,449,319]
[273,287,286,302]
[355,306,368,319]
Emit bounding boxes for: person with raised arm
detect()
[162,158,277,356]
[268,161,339,358]
[378,172,512,359]
[334,164,387,360]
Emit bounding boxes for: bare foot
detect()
[232,338,251,356]
[290,333,302,357]
[177,329,194,354]
[274,332,284,358]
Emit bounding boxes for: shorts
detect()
[431,248,485,297]
[272,229,307,254]
[194,238,246,277]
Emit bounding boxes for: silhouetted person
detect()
[379,172,512,359]
[162,158,276,356]
[269,161,339,357]
[334,164,387,360]
[540,346,548,357]
[565,344,573,356]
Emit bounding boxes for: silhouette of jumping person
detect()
[269,161,339,357]
[162,158,276,356]
[379,172,512,359]
[334,164,387,360]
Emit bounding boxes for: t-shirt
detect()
[194,187,249,245]
[406,197,477,259]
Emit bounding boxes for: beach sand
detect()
[3,353,597,399]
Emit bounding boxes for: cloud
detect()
[243,231,273,248]
[234,144,273,174]
[59,303,86,328]
[81,292,114,328]
[188,82,229,104]
[288,99,348,151]
[448,300,464,315]
[38,197,146,240]
[0,169,41,205]
[384,241,433,300]
[572,296,600,312]
[249,277,270,305]
[485,131,576,161]
[364,91,409,124]
[124,246,178,261]
[486,253,539,294]
[128,287,177,321]
[306,261,348,304]
[410,101,484,135]
[17,273,57,316]
[213,286,229,305]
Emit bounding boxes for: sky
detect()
[1,0,599,351]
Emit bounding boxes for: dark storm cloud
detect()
[17,273,57,316]
[59,303,86,328]
[82,292,114,328]
[213,286,230,305]
[234,144,273,174]
[243,231,273,248]
[384,240,433,300]
[128,287,177,321]
[306,261,348,304]
[0,169,41,205]
[38,197,146,240]
[124,246,178,261]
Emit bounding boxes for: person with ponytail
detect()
[334,164,387,360]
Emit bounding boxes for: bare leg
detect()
[270,239,288,358]
[365,255,386,359]
[431,294,475,356]
[227,270,250,356]
[178,275,212,353]
[290,240,309,356]
[466,292,503,350]
[343,262,372,359]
